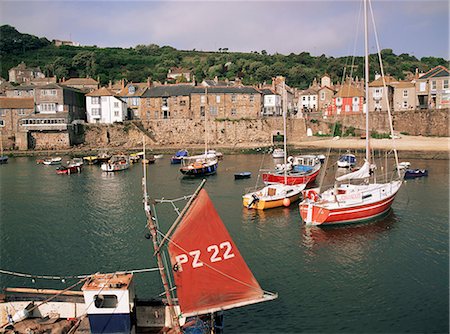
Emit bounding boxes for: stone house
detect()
[86,87,128,123]
[61,77,99,92]
[391,81,417,112]
[117,82,150,119]
[415,66,450,109]
[5,85,36,98]
[190,86,262,119]
[140,85,195,120]
[367,75,396,112]
[326,84,364,116]
[318,86,335,113]
[140,84,262,120]
[8,62,45,84]
[5,84,87,149]
[0,97,35,149]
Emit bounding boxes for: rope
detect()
[0,267,161,281]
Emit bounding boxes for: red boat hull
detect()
[262,168,320,186]
[299,194,396,226]
[56,166,82,175]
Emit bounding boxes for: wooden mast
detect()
[142,136,181,333]
[364,0,370,163]
[283,81,287,185]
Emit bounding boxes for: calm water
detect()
[0,155,448,333]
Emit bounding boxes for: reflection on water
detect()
[0,156,448,333]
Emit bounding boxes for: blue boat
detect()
[170,149,189,164]
[234,172,251,180]
[404,169,428,179]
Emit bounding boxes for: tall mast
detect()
[205,87,208,156]
[364,0,370,162]
[142,136,181,333]
[283,81,287,185]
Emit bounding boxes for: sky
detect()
[1,0,449,59]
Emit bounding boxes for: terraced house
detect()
[416,65,450,109]
[140,85,263,120]
[3,83,86,149]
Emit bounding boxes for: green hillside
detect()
[1,25,447,88]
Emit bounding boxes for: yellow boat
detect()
[242,183,305,210]
[83,155,98,164]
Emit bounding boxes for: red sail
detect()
[168,189,266,316]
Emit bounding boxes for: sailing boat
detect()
[0,130,8,164]
[180,87,219,176]
[299,0,404,226]
[243,82,305,210]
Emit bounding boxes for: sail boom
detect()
[181,292,278,318]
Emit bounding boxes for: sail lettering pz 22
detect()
[168,189,274,317]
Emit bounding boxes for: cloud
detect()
[0,0,448,58]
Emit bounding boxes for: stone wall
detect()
[29,131,70,150]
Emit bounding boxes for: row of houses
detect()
[298,66,450,116]
[0,62,448,150]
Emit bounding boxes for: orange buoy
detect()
[283,198,291,207]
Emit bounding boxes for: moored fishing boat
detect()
[404,168,428,179]
[272,148,284,159]
[101,154,130,172]
[234,171,252,179]
[42,157,62,165]
[243,183,304,210]
[83,155,98,165]
[180,153,218,176]
[56,164,82,175]
[299,0,404,226]
[337,153,357,168]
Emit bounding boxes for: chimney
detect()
[214,76,218,84]
[121,79,125,89]
[147,77,151,88]
[109,80,112,89]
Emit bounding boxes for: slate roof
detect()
[0,97,34,109]
[300,87,319,95]
[260,88,277,95]
[419,66,450,79]
[118,83,148,97]
[392,81,415,89]
[143,85,261,98]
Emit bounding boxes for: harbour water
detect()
[0,155,448,333]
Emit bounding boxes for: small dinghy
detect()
[234,172,251,180]
[404,169,428,179]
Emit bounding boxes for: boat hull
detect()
[243,192,301,210]
[56,165,82,175]
[0,156,8,164]
[404,169,428,179]
[262,168,320,186]
[299,192,397,226]
[180,162,218,176]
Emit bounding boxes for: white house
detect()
[260,89,281,116]
[86,87,127,123]
[298,87,319,112]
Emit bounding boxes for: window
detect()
[91,108,101,116]
[114,102,119,108]
[114,110,119,117]
[154,111,159,119]
[41,103,56,113]
[162,97,168,107]
[94,295,118,309]
[353,97,359,104]
[444,80,449,89]
[200,95,206,104]
[345,105,350,112]
[431,81,436,90]
[41,89,57,96]
[180,100,186,106]
[200,106,205,117]
[302,97,306,101]
[216,95,221,103]
[320,92,325,100]
[0,109,6,116]
[210,106,218,116]
[101,97,107,102]
[249,94,254,102]
[0,120,4,127]
[18,108,26,115]
[419,82,426,92]
[402,101,408,109]
[231,108,237,116]
[231,94,236,102]
[128,85,136,94]
[91,97,100,104]
[403,90,408,98]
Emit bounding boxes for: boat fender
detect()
[287,156,294,163]
[283,198,291,207]
[307,190,319,202]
